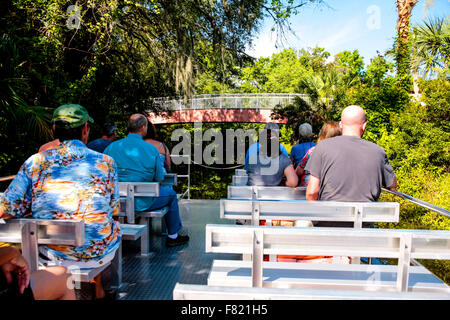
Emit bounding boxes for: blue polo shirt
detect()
[104,133,165,211]
[244,142,289,171]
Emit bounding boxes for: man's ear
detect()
[362,122,367,132]
[83,122,89,134]
[81,122,90,144]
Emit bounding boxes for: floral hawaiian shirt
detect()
[0,140,121,262]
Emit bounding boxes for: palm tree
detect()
[396,0,419,43]
[297,69,355,118]
[395,0,418,90]
[0,36,53,140]
[412,17,449,74]
[410,17,449,95]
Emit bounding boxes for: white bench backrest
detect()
[162,173,177,186]
[206,224,450,258]
[0,219,85,271]
[232,175,248,186]
[220,199,399,227]
[205,224,450,291]
[228,186,306,200]
[119,181,161,197]
[118,181,161,223]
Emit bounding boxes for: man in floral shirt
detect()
[0,104,121,299]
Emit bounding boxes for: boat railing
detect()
[381,187,450,218]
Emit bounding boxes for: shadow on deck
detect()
[118,199,239,300]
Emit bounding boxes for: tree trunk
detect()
[396,0,418,44]
[395,0,418,92]
[413,71,420,96]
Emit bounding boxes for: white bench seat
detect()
[69,262,111,283]
[207,260,450,293]
[137,206,168,219]
[121,224,147,241]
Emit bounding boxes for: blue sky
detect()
[246,0,449,67]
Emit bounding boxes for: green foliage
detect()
[376,77,450,283]
[393,32,413,92]
[420,76,450,131]
[342,55,409,141]
[0,36,53,174]
[334,49,364,81]
[365,55,395,85]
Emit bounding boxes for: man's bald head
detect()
[340,105,367,137]
[128,113,148,135]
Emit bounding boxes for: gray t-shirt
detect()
[305,135,396,202]
[247,153,292,186]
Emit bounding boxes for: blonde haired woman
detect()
[296,121,341,187]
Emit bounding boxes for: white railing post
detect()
[252,230,264,288]
[397,234,412,292]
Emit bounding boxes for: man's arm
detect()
[306,174,320,201]
[283,165,298,188]
[386,176,398,190]
[0,164,32,219]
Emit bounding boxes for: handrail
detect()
[382,188,450,218]
[151,93,313,111]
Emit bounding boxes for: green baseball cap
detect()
[52,104,94,128]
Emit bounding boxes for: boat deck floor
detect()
[117,199,239,300]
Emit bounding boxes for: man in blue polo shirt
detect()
[104,114,189,247]
[244,122,288,171]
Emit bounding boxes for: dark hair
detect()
[260,129,281,158]
[143,120,158,140]
[53,121,87,142]
[102,122,117,137]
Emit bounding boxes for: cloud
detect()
[317,18,363,51]
[246,15,366,59]
[246,24,279,58]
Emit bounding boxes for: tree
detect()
[410,17,450,94]
[334,50,365,82]
[394,0,418,91]
[0,36,53,174]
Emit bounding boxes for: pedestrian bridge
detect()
[147,93,310,124]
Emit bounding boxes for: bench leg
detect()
[139,216,151,254]
[150,217,168,236]
[140,225,150,256]
[111,242,123,289]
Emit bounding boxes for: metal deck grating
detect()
[117,199,240,300]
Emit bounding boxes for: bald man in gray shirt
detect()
[305,105,397,227]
